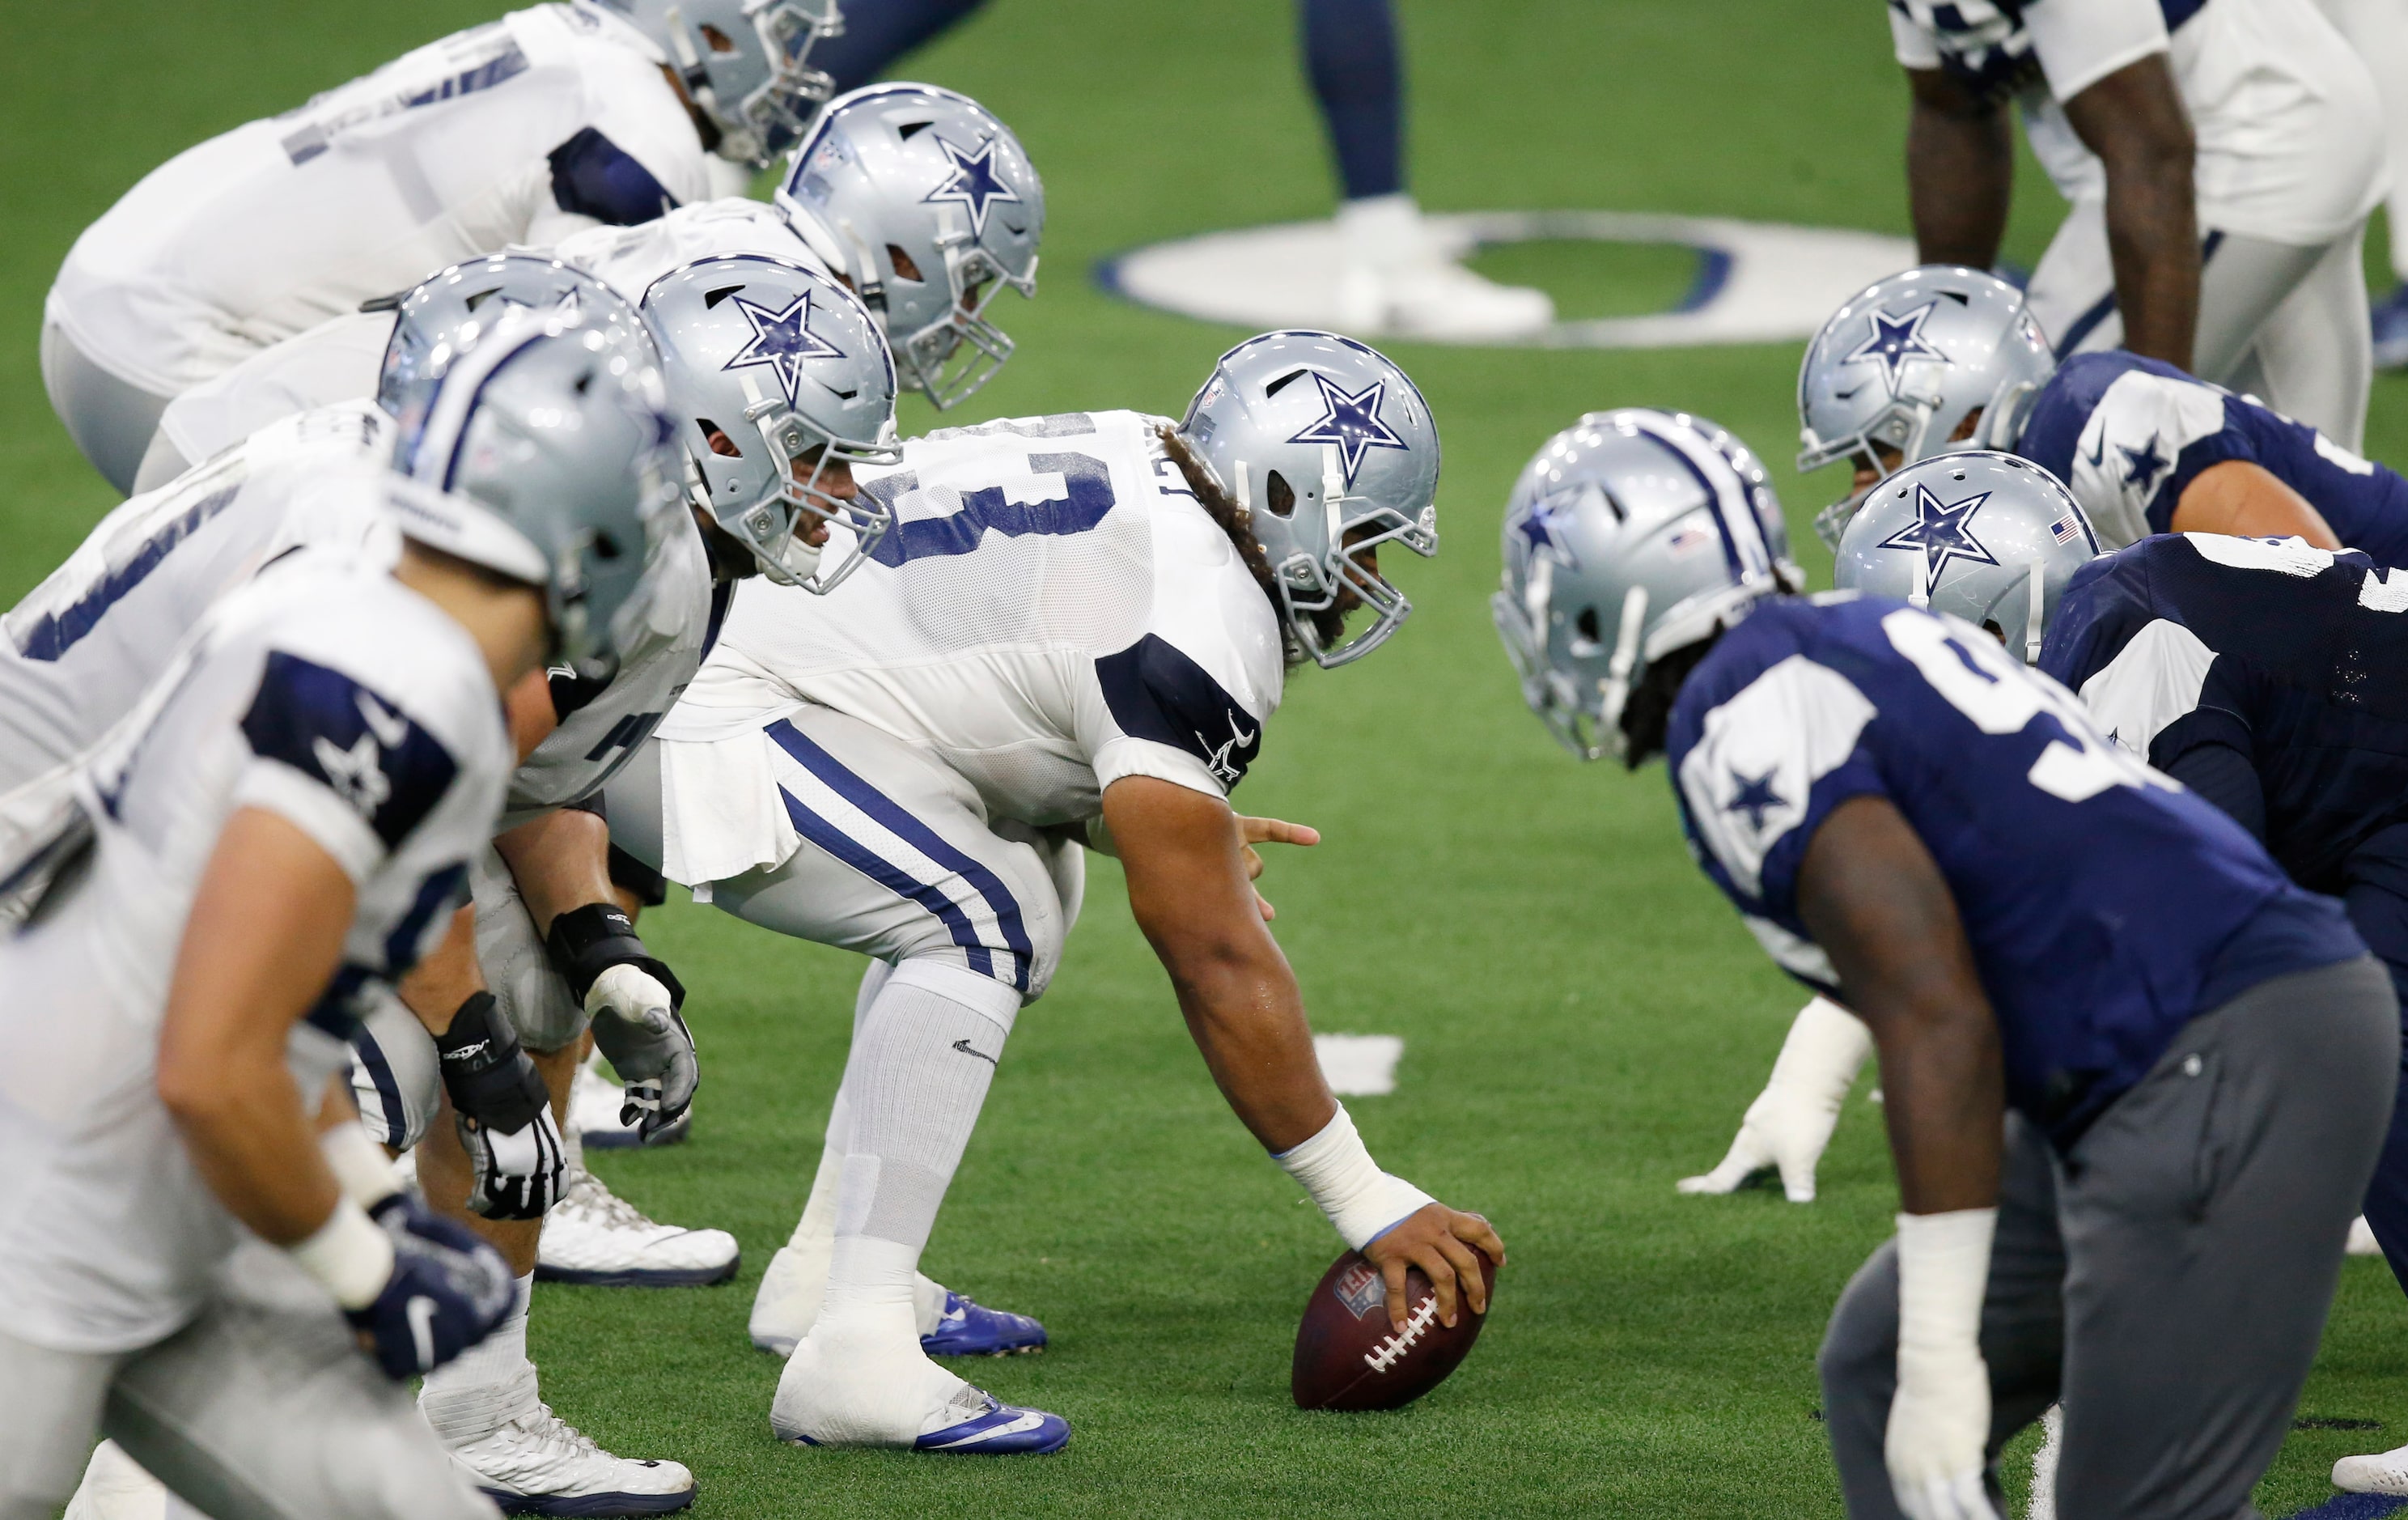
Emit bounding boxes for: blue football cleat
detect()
[2374,284,2408,372]
[913,1395,1070,1454]
[921,1292,1048,1357]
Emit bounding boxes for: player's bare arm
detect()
[1903,67,2014,273]
[494,806,618,932]
[2169,459,2342,547]
[156,807,358,1242]
[2059,54,2198,372]
[1105,775,1503,1330]
[1795,795,2002,1214]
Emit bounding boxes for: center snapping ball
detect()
[1291,1248,1497,1410]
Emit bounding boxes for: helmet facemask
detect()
[706,369,901,592]
[1245,445,1437,669]
[664,0,841,165]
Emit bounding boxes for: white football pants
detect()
[2313,0,2408,283]
[40,320,175,498]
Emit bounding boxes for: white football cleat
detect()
[537,1168,737,1288]
[2335,1442,2408,1494]
[769,1322,1066,1454]
[572,1055,689,1150]
[62,1441,194,1520]
[428,1368,697,1516]
[1332,193,1553,342]
[2349,1215,2385,1256]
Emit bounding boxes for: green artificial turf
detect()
[5,0,2408,1514]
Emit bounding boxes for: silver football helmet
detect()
[1494,409,1798,762]
[377,254,652,431]
[639,253,900,592]
[1175,330,1439,669]
[1797,265,2054,547]
[392,310,682,677]
[776,83,1044,410]
[1835,450,2099,665]
[594,0,842,165]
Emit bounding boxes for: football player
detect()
[1497,429,2393,1520]
[803,0,1550,338]
[42,0,841,493]
[129,82,1044,494]
[1886,0,2384,447]
[2037,529,2408,1497]
[0,318,681,1520]
[600,330,1504,1451]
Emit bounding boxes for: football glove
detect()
[1678,996,1871,1203]
[1889,1208,2001,1520]
[435,991,566,1219]
[547,903,696,1141]
[350,1195,515,1381]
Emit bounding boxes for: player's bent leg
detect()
[2052,957,2395,1517]
[1680,996,1871,1202]
[2238,223,2374,451]
[1816,1115,2064,1520]
[0,1325,117,1520]
[350,988,443,1154]
[38,319,176,497]
[128,427,193,497]
[99,1255,497,1520]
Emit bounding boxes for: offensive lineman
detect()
[0,319,682,1518]
[600,331,1504,1451]
[1494,429,2393,1518]
[43,0,840,492]
[1885,0,2384,447]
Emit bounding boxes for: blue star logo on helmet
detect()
[1842,302,1947,397]
[1287,372,1408,490]
[1876,482,1999,583]
[1509,492,1579,570]
[723,291,846,407]
[922,135,1021,237]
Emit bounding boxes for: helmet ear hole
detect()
[698,23,739,54]
[1265,470,1297,519]
[1574,606,1603,648]
[593,531,625,562]
[885,245,926,282]
[696,419,742,458]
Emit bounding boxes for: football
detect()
[1291,1247,1498,1411]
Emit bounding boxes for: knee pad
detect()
[469,846,586,1053]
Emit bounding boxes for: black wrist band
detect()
[544,902,685,1009]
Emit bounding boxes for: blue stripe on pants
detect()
[776,782,1003,982]
[768,720,1034,991]
[350,1030,409,1149]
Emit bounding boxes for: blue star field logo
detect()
[1287,372,1409,489]
[2120,435,2171,495]
[722,291,846,407]
[1724,768,1785,831]
[922,135,1021,237]
[1510,492,1579,569]
[1876,482,2000,583]
[1842,303,1947,397]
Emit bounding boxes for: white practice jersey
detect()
[554,196,829,304]
[1889,0,2383,244]
[660,410,1283,881]
[46,3,709,397]
[0,403,397,792]
[506,518,723,829]
[0,554,510,1352]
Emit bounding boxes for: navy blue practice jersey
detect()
[2041,533,2408,979]
[1669,592,2361,1143]
[2016,351,2408,562]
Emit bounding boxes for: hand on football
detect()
[1363,1203,1505,1333]
[1236,814,1319,920]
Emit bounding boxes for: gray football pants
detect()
[2026,202,2373,450]
[1819,955,2397,1520]
[0,1248,496,1520]
[39,321,175,497]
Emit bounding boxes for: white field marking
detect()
[1095,210,1917,350]
[1364,1293,1442,1372]
[1314,1034,1405,1096]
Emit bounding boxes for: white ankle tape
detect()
[422,1363,540,1442]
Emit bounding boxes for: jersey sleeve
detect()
[1887,2,1944,68]
[1672,649,1885,950]
[2022,0,2168,101]
[233,650,465,882]
[1086,634,1264,800]
[545,127,680,227]
[2020,355,2251,545]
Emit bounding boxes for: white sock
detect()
[1338,192,1425,270]
[421,1272,536,1429]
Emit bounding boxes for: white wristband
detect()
[1272,1104,1435,1250]
[321,1121,402,1209]
[1893,1208,1996,1377]
[287,1196,396,1311]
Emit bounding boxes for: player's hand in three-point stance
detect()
[1235,813,1320,920]
[1799,796,2005,1520]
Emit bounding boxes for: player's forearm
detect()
[1863,1010,2004,1214]
[169,1054,347,1243]
[494,806,617,932]
[2069,56,2198,368]
[1165,945,1336,1153]
[396,904,485,1036]
[1905,78,2012,269]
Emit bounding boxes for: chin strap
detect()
[2025,558,2047,664]
[1597,584,1651,758]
